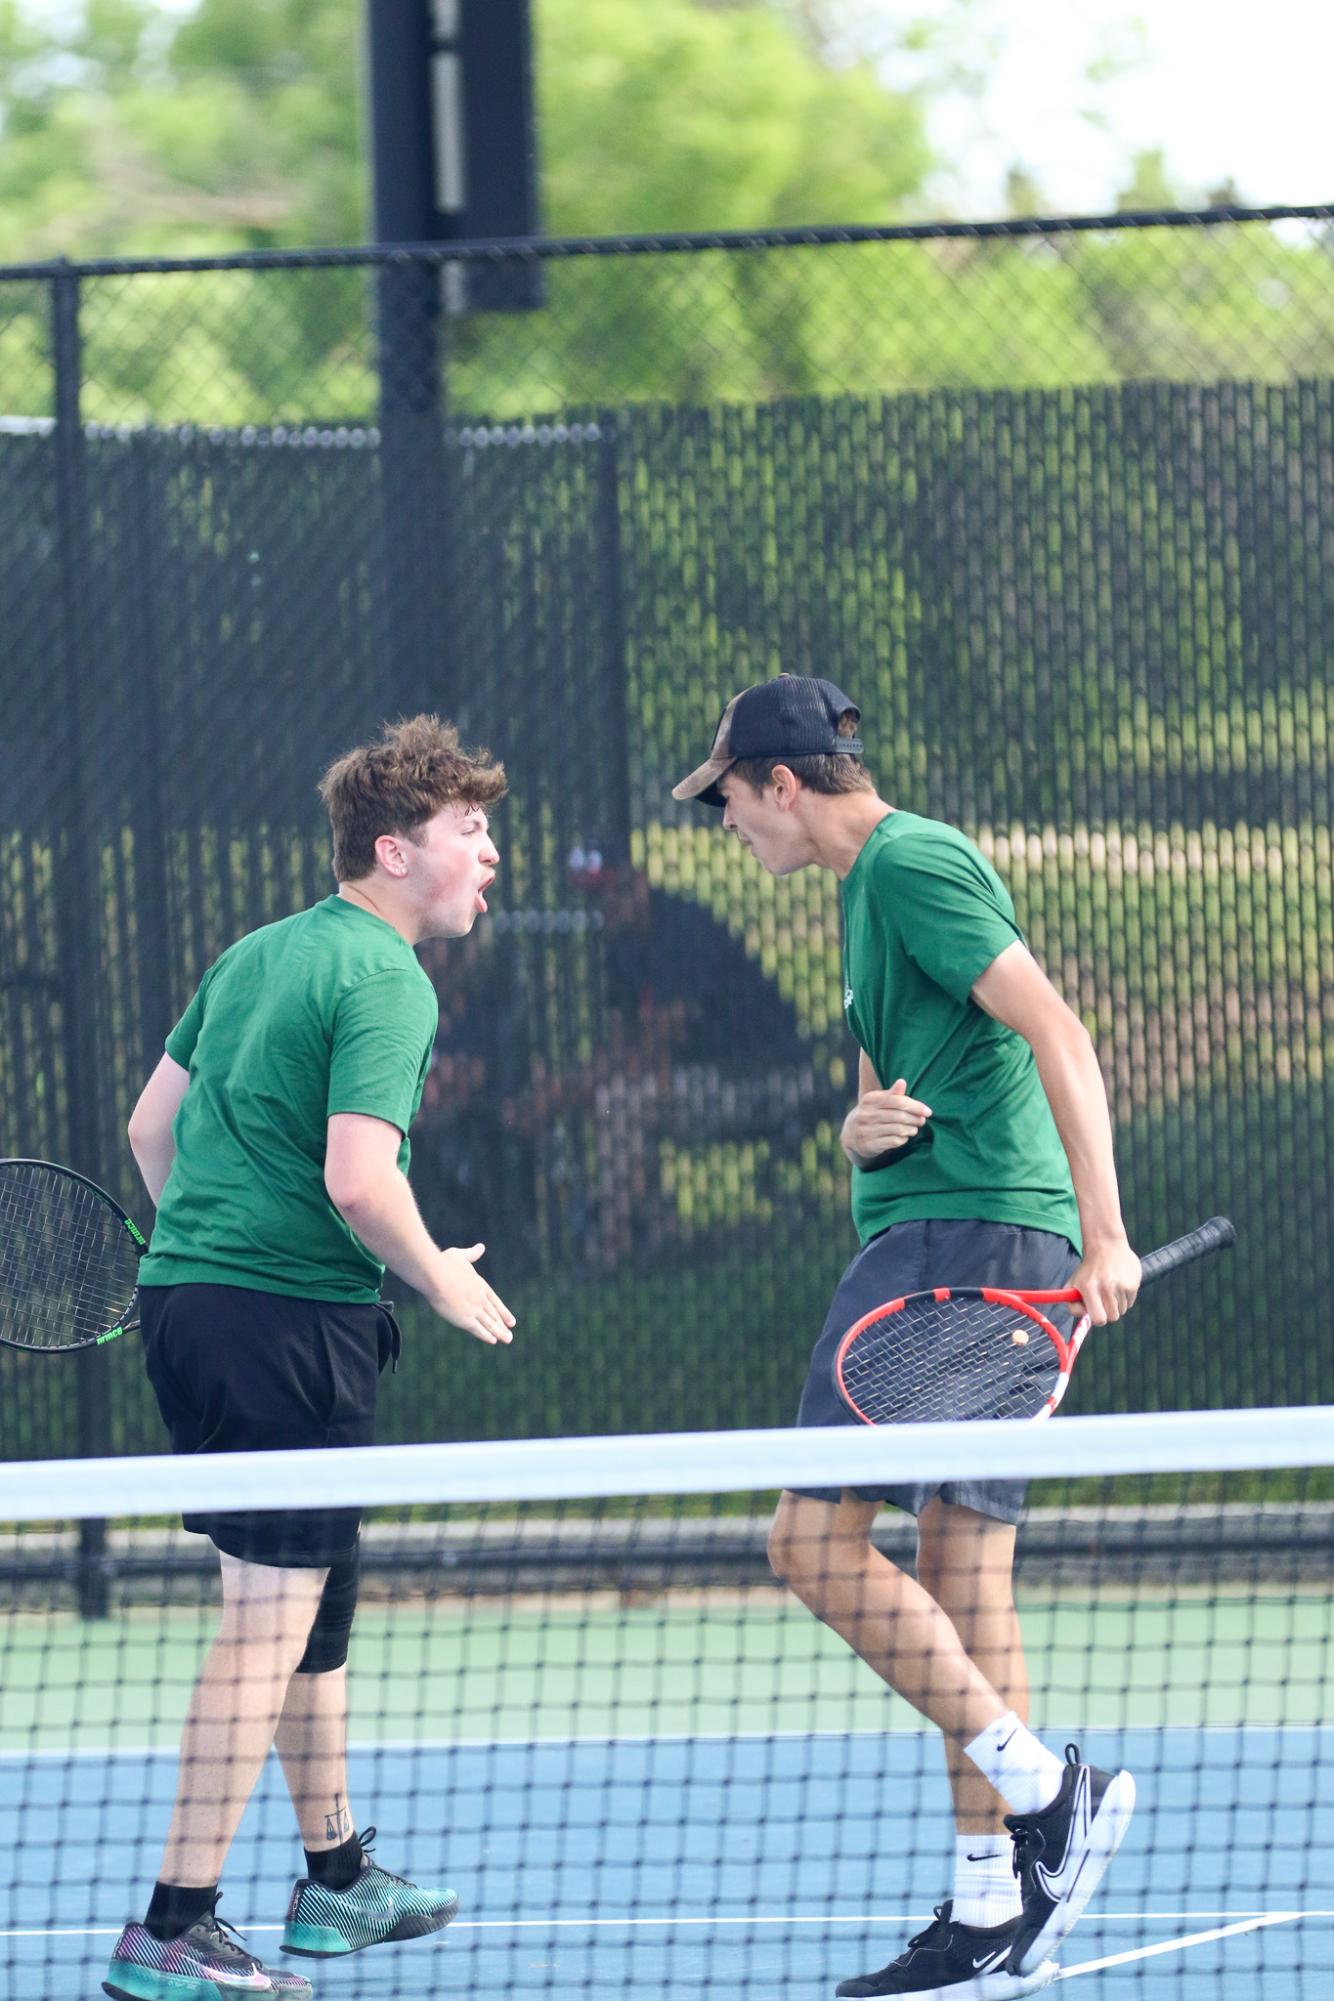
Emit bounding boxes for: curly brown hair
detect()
[318,714,507,882]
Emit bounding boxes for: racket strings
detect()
[0,1170,141,1350]
[838,1294,1062,1424]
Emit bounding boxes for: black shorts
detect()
[140,1282,401,1567]
[793,1217,1079,1523]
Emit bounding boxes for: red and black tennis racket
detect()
[834,1216,1235,1426]
[0,1158,147,1354]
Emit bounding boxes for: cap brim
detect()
[671,755,734,807]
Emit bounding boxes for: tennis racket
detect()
[834,1216,1236,1427]
[0,1158,147,1354]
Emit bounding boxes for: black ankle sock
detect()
[144,1881,217,1942]
[304,1831,364,1891]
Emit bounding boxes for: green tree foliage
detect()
[0,0,947,421]
[0,0,363,258]
[3,0,1328,427]
[538,0,931,234]
[0,0,932,260]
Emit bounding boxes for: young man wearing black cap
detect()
[673,676,1141,2001]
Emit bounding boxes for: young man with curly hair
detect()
[107,715,514,2001]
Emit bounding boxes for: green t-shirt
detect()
[140,897,440,1301]
[841,812,1081,1252]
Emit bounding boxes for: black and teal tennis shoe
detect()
[103,1899,313,1999]
[281,1828,459,1960]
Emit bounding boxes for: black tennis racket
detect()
[834,1216,1236,1426]
[0,1158,147,1354]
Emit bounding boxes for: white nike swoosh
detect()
[1033,1766,1092,1900]
[972,1947,1012,1972]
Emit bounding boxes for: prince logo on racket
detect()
[104,716,515,2001]
[673,676,1140,2001]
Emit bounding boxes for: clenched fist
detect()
[841,1077,932,1169]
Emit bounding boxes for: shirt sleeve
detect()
[880,834,1025,1004]
[328,969,440,1136]
[163,966,213,1068]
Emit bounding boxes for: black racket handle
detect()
[1139,1215,1235,1289]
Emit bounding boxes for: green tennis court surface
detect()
[4,1582,1332,1747]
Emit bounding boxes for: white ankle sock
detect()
[963,1710,1066,1817]
[952,1834,1021,1928]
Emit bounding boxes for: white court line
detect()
[7,1719,1333,1760]
[1057,1912,1306,1978]
[7,1919,901,1940]
[433,1911,1334,1938]
[8,1910,1333,1942]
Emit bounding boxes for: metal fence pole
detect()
[595,415,634,861]
[374,260,451,716]
[124,433,174,1074]
[50,262,111,1615]
[365,4,451,711]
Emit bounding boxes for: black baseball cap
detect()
[671,675,863,809]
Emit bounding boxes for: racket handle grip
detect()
[1139,1215,1236,1288]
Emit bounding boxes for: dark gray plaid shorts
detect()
[792,1216,1078,1523]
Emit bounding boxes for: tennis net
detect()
[1,1408,1330,2000]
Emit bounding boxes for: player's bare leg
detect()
[768,1490,1009,1740]
[916,1499,1026,1836]
[770,1490,1134,1991]
[158,1555,328,1886]
[275,1663,355,1855]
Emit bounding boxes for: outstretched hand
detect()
[428,1243,516,1345]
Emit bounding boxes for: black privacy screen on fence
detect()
[2,211,1333,1457]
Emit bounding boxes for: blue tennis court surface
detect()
[6,1725,1331,1999]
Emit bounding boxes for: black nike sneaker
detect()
[1005,1743,1136,1975]
[835,1901,1058,2000]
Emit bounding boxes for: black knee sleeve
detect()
[295,1549,359,1674]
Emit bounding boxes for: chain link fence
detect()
[3,205,1333,1459]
